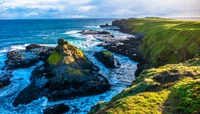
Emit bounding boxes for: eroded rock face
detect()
[94,51,120,68]
[4,44,54,70]
[13,39,110,106]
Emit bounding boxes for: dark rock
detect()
[43,103,70,114]
[98,31,110,34]
[13,39,110,106]
[0,72,12,88]
[94,51,120,68]
[5,51,40,70]
[79,30,111,35]
[26,44,44,51]
[4,44,54,70]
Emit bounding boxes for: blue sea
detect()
[0,19,137,114]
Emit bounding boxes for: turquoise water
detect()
[0,19,137,114]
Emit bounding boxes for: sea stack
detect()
[13,38,110,107]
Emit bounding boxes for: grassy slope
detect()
[89,18,200,114]
[114,18,200,66]
[89,58,200,114]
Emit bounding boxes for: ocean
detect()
[0,19,137,114]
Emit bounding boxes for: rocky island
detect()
[1,38,111,113]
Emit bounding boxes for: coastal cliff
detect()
[112,18,200,67]
[89,57,200,114]
[90,18,200,114]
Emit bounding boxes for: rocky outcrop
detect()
[100,23,119,29]
[98,34,149,77]
[0,72,12,89]
[43,103,70,114]
[80,29,148,77]
[13,39,110,106]
[0,44,54,88]
[4,44,54,70]
[94,51,120,68]
[79,30,110,35]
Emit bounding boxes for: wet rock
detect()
[96,32,149,76]
[94,51,120,68]
[5,51,40,70]
[79,30,110,35]
[43,103,70,114]
[4,44,54,70]
[13,39,110,106]
[0,72,12,88]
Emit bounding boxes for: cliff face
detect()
[90,18,200,114]
[89,57,200,114]
[113,18,200,67]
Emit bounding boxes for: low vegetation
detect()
[89,18,200,114]
[89,57,200,114]
[114,18,200,66]
[103,51,112,57]
[48,51,63,65]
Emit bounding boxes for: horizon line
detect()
[0,16,200,20]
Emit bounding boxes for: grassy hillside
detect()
[89,57,200,114]
[113,18,200,66]
[89,18,200,114]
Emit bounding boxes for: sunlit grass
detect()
[89,57,200,114]
[114,18,200,66]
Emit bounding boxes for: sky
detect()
[0,0,200,19]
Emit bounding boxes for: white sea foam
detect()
[0,61,44,113]
[9,44,29,51]
[64,30,85,39]
[84,25,100,29]
[39,44,57,47]
[0,27,137,114]
[64,30,79,35]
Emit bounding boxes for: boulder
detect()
[94,51,120,68]
[4,44,54,70]
[0,72,12,88]
[43,103,70,114]
[13,39,110,106]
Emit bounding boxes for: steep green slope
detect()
[113,18,200,66]
[89,18,200,114]
[89,57,200,114]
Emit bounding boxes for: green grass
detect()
[89,57,200,114]
[114,18,200,66]
[48,40,86,65]
[48,51,63,65]
[103,51,112,57]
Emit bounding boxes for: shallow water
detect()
[0,19,137,114]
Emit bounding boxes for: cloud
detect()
[0,0,200,19]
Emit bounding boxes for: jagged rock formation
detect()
[4,44,54,70]
[13,39,110,106]
[94,51,120,68]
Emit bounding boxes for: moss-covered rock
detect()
[13,39,110,107]
[94,51,120,68]
[89,57,200,114]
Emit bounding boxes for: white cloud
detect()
[0,0,199,19]
[78,6,96,12]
